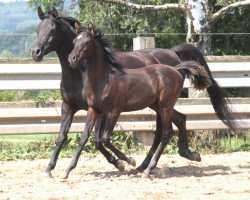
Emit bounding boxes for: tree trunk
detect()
[186,0,211,55]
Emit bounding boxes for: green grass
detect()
[0,132,144,161]
[0,130,249,161]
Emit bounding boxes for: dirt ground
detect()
[0,152,249,200]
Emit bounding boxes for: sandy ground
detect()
[0,152,250,200]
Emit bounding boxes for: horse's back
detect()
[140,48,181,66]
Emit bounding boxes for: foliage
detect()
[187,129,250,154]
[211,6,250,55]
[0,2,38,57]
[0,131,144,161]
[28,0,65,11]
[0,90,61,102]
[73,0,186,51]
[0,91,21,101]
[0,129,249,161]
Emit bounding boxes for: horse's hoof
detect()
[44,171,53,178]
[128,157,136,167]
[193,152,201,162]
[180,150,201,162]
[136,167,144,173]
[141,172,152,179]
[116,160,125,172]
[62,172,69,179]
[128,168,140,175]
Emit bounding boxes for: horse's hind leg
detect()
[137,114,163,172]
[143,115,173,176]
[172,110,201,162]
[45,102,76,178]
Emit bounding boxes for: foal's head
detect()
[31,7,80,62]
[69,23,121,70]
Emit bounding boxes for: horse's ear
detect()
[88,22,95,37]
[37,6,45,20]
[51,7,58,19]
[74,21,81,34]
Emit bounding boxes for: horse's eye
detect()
[50,29,56,35]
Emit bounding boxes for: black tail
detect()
[171,43,240,131]
[176,61,212,90]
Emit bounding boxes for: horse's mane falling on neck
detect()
[91,29,123,70]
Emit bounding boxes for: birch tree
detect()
[100,0,250,54]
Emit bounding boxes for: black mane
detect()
[91,29,123,70]
[43,10,82,36]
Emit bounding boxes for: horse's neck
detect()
[86,49,112,94]
[55,30,77,77]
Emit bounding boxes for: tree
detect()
[74,0,186,51]
[98,0,250,54]
[28,0,65,11]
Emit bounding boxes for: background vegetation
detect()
[0,0,249,160]
[0,1,250,57]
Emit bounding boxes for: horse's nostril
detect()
[72,55,77,62]
[36,48,41,56]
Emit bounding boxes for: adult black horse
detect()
[31,7,238,178]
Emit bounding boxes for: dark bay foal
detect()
[66,23,213,178]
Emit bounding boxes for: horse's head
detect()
[68,23,96,68]
[31,7,80,62]
[31,7,60,61]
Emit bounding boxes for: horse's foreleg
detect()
[45,102,76,178]
[94,114,132,169]
[101,112,129,171]
[63,107,97,179]
[137,114,163,172]
[172,110,201,162]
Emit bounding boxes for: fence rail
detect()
[0,62,250,135]
[0,62,250,90]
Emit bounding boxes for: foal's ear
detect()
[51,7,59,19]
[37,6,45,20]
[88,22,95,37]
[74,21,81,34]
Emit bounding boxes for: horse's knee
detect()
[102,136,110,147]
[94,138,102,149]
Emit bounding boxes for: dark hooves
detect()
[128,157,136,167]
[180,150,201,162]
[116,160,125,172]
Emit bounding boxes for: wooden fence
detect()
[0,62,250,135]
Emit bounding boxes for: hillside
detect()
[0,1,39,32]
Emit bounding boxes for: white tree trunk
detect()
[186,0,211,55]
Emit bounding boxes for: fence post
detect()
[133,37,155,51]
[133,37,155,147]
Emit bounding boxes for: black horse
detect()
[31,7,238,178]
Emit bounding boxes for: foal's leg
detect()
[171,110,201,161]
[143,113,173,176]
[94,114,136,168]
[101,112,129,171]
[63,107,97,179]
[45,102,76,178]
[137,114,163,172]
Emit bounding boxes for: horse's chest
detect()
[86,82,117,110]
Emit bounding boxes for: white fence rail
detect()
[0,62,250,90]
[0,62,250,135]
